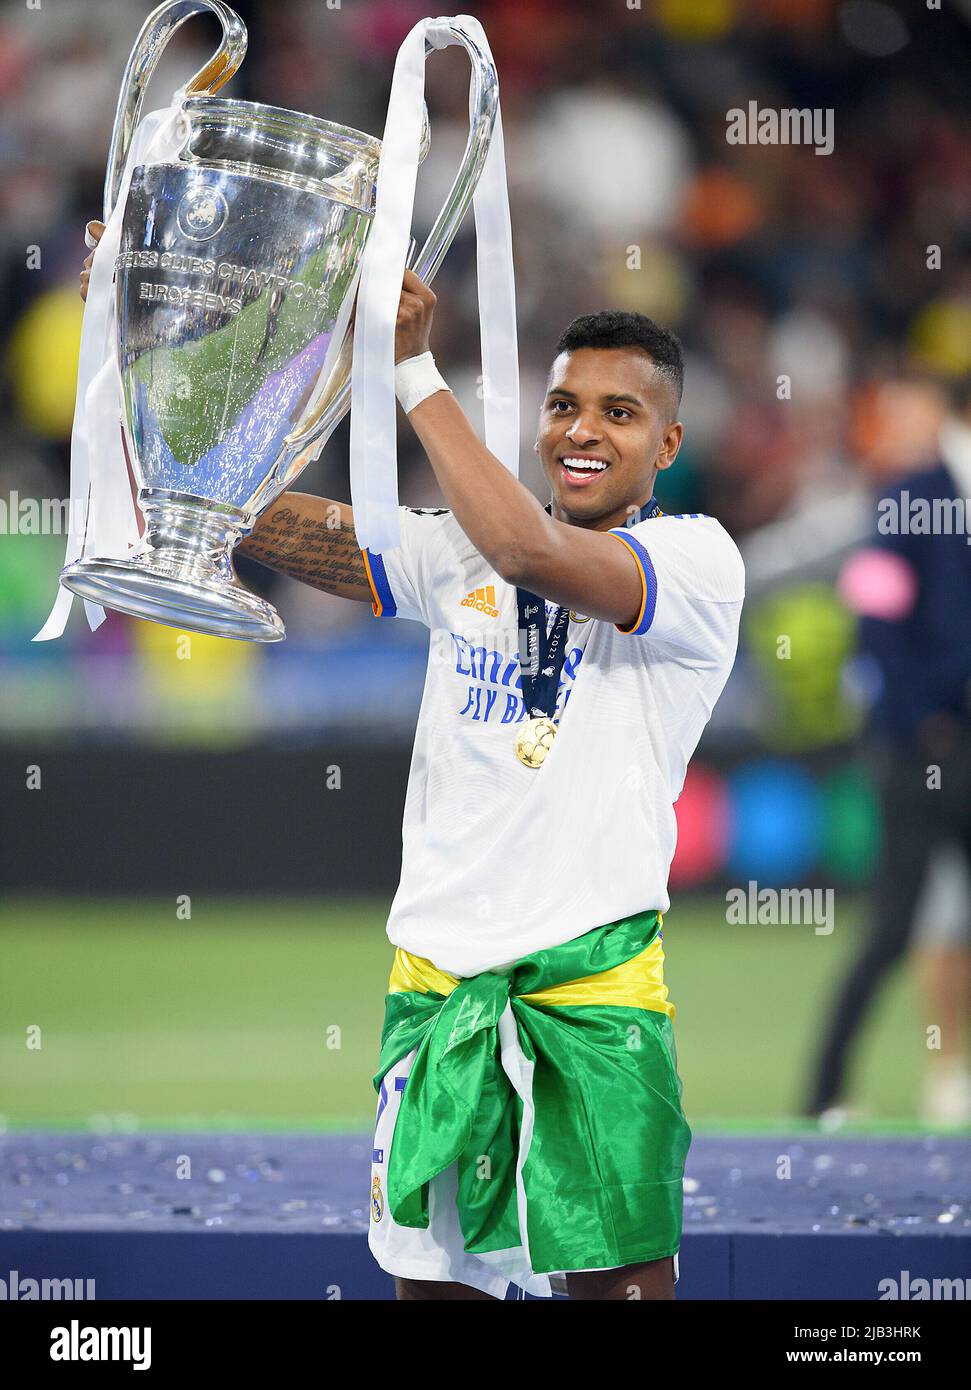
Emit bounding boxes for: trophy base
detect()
[61,557,285,642]
[59,493,285,643]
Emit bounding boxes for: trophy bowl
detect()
[59,0,498,641]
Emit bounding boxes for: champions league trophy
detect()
[56,0,501,641]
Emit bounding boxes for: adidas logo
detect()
[460,584,500,618]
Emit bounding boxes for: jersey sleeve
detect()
[360,506,451,627]
[607,514,745,658]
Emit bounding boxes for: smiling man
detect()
[77,236,744,1300]
[350,274,743,1302]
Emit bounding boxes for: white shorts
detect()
[368,1043,680,1299]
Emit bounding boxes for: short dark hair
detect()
[554,310,684,409]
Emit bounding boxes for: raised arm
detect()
[79,220,372,605]
[239,495,372,602]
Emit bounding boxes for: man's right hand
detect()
[79,220,105,301]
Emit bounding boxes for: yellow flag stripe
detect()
[388,929,674,1020]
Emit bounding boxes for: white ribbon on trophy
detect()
[349,14,519,557]
[34,92,191,642]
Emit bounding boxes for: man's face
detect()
[535,347,682,525]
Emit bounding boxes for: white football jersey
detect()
[361,507,744,977]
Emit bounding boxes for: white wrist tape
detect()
[394,351,451,415]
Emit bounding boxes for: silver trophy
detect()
[60,0,498,640]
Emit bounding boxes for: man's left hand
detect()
[394,268,436,364]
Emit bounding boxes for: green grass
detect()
[0,893,943,1132]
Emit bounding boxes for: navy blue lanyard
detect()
[515,496,662,718]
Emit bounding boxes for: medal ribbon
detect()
[515,496,663,719]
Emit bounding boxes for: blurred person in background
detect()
[805,374,971,1127]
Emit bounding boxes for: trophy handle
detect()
[103,0,247,222]
[410,19,499,285]
[282,16,499,463]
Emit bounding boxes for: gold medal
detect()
[514,715,558,768]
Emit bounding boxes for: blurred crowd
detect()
[0,0,969,696]
[2,0,970,1124]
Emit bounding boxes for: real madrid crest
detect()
[371,1174,384,1222]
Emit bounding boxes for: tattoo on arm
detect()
[239,499,372,602]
